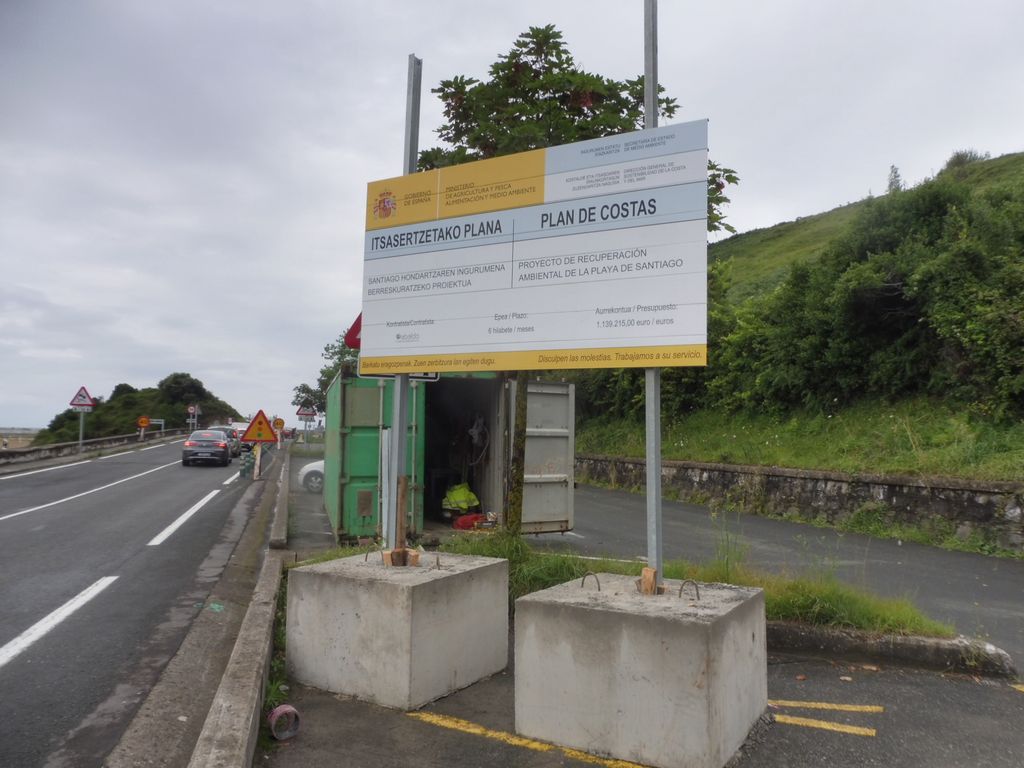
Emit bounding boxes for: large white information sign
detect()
[360,120,708,374]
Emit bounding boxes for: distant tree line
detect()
[34,372,241,445]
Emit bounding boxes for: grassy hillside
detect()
[577,149,1024,483]
[709,150,1024,303]
[33,372,242,445]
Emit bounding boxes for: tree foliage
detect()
[34,374,242,445]
[579,163,1024,423]
[419,25,738,232]
[291,334,358,414]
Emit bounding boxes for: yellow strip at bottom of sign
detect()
[774,714,877,737]
[406,712,648,768]
[360,344,707,374]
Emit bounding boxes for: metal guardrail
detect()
[0,429,189,467]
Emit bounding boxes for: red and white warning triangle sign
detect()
[241,409,278,443]
[69,386,95,407]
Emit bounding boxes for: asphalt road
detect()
[0,440,251,768]
[534,484,1024,664]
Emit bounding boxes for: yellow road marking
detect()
[770,699,884,713]
[407,711,647,768]
[774,714,877,737]
[1012,684,1024,694]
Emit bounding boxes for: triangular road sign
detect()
[241,409,278,443]
[69,386,95,407]
[296,405,316,417]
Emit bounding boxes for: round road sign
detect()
[187,405,196,415]
[272,417,285,431]
[137,416,151,429]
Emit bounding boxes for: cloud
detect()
[1,0,1022,428]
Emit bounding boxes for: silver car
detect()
[182,430,233,466]
[207,425,242,456]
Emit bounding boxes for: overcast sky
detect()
[2,1,1021,430]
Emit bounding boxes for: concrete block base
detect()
[515,574,766,768]
[287,552,508,710]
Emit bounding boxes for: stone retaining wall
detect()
[576,455,1024,553]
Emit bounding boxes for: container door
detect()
[511,380,575,533]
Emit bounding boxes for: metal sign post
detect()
[384,53,422,552]
[643,0,664,589]
[69,387,95,454]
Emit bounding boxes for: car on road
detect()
[231,423,253,452]
[298,459,324,493]
[207,425,242,456]
[182,429,233,466]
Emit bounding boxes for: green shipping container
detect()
[323,375,426,540]
[323,372,574,543]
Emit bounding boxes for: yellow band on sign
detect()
[365,149,546,231]
[359,345,707,374]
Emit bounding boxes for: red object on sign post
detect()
[344,313,361,349]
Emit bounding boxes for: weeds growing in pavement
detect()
[439,530,954,637]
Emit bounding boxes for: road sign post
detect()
[382,53,421,557]
[296,405,316,445]
[241,410,279,480]
[69,387,96,454]
[643,0,664,591]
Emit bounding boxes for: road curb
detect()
[269,451,290,549]
[186,548,285,768]
[185,453,290,768]
[767,621,1018,678]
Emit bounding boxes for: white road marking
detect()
[147,490,220,546]
[99,450,136,460]
[0,460,181,523]
[0,460,92,480]
[0,576,119,671]
[139,444,163,452]
[222,473,239,486]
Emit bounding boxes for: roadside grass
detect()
[441,531,953,637]
[290,534,954,637]
[578,396,1024,482]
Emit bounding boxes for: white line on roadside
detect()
[147,490,220,546]
[0,576,119,671]
[0,460,93,480]
[99,450,136,460]
[222,473,239,486]
[0,460,180,523]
